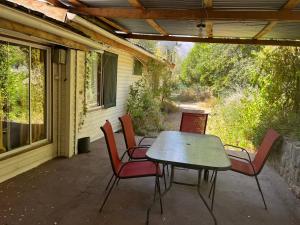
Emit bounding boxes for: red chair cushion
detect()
[118,161,161,178]
[230,158,256,176]
[129,147,147,159]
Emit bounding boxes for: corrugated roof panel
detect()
[213,21,268,38]
[141,0,203,9]
[156,20,199,36]
[264,22,300,40]
[114,19,160,34]
[213,0,286,10]
[79,0,131,7]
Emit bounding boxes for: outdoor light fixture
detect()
[197,21,206,37]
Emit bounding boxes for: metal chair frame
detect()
[99,121,163,213]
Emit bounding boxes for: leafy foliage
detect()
[181,44,261,96]
[127,78,163,135]
[183,44,300,149]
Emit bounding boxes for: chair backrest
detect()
[180,112,208,134]
[253,129,281,174]
[100,120,122,175]
[119,114,137,149]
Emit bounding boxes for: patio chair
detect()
[174,112,209,185]
[180,112,208,134]
[99,120,163,213]
[223,129,281,209]
[119,114,155,160]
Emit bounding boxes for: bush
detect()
[208,90,300,151]
[127,78,164,135]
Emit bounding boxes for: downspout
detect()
[0,4,101,49]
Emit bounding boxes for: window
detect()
[133,59,143,76]
[86,51,118,109]
[0,38,50,154]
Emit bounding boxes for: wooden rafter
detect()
[203,0,213,38]
[121,33,300,46]
[71,8,300,21]
[254,0,300,39]
[128,0,168,35]
[68,0,129,33]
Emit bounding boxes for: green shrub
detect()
[127,78,164,135]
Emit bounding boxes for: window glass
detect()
[31,48,47,143]
[103,51,118,108]
[133,59,143,76]
[0,40,48,154]
[86,52,99,106]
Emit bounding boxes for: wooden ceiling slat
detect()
[254,0,300,39]
[71,8,300,21]
[122,33,300,46]
[128,0,168,36]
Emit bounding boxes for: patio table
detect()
[146,131,231,225]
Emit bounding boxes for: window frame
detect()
[133,58,143,76]
[0,35,52,158]
[86,50,118,110]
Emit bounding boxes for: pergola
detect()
[47,0,300,46]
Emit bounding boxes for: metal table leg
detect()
[146,164,174,225]
[197,172,218,225]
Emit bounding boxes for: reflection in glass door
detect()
[0,39,49,154]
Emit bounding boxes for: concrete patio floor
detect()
[0,133,299,225]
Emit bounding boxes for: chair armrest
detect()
[228,154,257,174]
[224,144,252,162]
[138,136,157,146]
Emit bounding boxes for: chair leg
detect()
[116,177,121,187]
[209,170,216,198]
[105,173,115,191]
[254,175,268,210]
[99,176,118,213]
[210,170,215,183]
[156,176,163,214]
[197,169,202,187]
[163,167,167,190]
[153,177,157,202]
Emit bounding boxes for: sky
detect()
[158,41,194,59]
[177,42,194,59]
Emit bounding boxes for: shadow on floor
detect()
[0,133,299,225]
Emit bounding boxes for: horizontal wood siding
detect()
[78,49,140,141]
[0,144,56,183]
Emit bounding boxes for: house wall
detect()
[77,48,140,143]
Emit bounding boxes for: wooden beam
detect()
[71,8,300,21]
[204,0,213,38]
[282,0,300,9]
[122,33,300,46]
[254,0,300,39]
[0,18,89,50]
[68,0,129,33]
[98,17,129,33]
[253,21,277,39]
[67,21,149,61]
[47,0,66,8]
[128,0,168,35]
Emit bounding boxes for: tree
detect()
[181,44,261,96]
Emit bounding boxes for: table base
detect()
[146,165,218,225]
